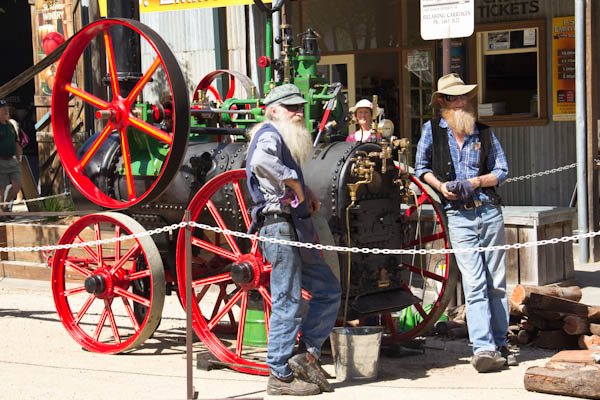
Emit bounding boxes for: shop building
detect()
[1,1,596,210]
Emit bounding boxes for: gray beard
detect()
[442,108,476,135]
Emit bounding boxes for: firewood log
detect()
[517,329,531,345]
[509,299,525,317]
[434,320,466,336]
[524,365,600,399]
[562,315,590,336]
[521,320,538,333]
[511,285,582,305]
[528,293,589,317]
[550,349,600,364]
[589,306,600,322]
[578,334,600,350]
[448,326,468,339]
[533,330,578,349]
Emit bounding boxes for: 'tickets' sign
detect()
[139,0,272,13]
[552,16,575,122]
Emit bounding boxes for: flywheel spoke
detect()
[64,84,109,109]
[207,289,243,331]
[233,180,252,229]
[103,32,121,97]
[119,128,137,201]
[126,57,162,104]
[74,294,96,324]
[75,123,115,173]
[206,200,241,256]
[235,292,248,356]
[127,115,173,144]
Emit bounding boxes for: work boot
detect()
[499,345,519,366]
[266,374,320,396]
[288,352,332,392]
[470,350,506,373]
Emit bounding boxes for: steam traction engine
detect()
[49,15,457,374]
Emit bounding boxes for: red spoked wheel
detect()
[176,170,280,375]
[380,175,458,342]
[51,212,165,354]
[51,18,189,208]
[192,69,258,103]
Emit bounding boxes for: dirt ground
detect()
[0,276,581,400]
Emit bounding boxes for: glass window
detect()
[402,48,434,151]
[299,0,399,52]
[473,20,547,126]
[400,0,430,47]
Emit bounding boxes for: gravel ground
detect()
[1,276,585,400]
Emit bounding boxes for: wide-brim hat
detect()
[430,73,477,108]
[349,99,373,113]
[264,83,307,107]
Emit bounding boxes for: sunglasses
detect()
[282,104,304,112]
[442,94,467,102]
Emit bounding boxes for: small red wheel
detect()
[380,175,458,342]
[176,170,273,375]
[52,212,165,354]
[51,18,189,208]
[192,69,258,103]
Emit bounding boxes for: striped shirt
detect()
[414,118,509,207]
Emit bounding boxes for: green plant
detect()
[42,196,75,220]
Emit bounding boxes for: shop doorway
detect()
[0,2,36,175]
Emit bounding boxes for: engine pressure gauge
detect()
[377,119,394,138]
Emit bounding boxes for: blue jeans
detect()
[259,221,341,379]
[446,204,509,354]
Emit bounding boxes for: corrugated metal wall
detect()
[140,9,217,101]
[476,0,594,207]
[139,7,257,102]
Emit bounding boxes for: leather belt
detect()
[463,200,486,210]
[262,213,291,227]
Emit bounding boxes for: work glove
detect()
[445,179,474,202]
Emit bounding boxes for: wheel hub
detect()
[84,274,107,295]
[230,262,254,285]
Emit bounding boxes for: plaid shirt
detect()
[415,118,509,207]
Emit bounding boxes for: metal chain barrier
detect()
[505,162,577,183]
[1,219,599,257]
[0,192,71,207]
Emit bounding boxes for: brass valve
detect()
[346,151,376,202]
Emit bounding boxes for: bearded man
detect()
[415,73,513,373]
[246,84,341,395]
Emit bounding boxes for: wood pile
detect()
[509,285,600,351]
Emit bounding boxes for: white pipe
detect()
[575,0,588,262]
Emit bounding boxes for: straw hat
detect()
[430,73,477,108]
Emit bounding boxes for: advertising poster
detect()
[33,0,74,97]
[139,0,272,13]
[552,16,575,121]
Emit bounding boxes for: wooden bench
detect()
[502,206,575,287]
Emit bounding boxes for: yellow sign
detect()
[551,16,575,121]
[139,0,272,13]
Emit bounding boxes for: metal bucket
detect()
[330,326,383,381]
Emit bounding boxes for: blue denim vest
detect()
[246,123,321,263]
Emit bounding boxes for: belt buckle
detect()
[464,200,483,210]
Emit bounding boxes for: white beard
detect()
[273,116,313,166]
[246,110,313,165]
[442,107,477,135]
